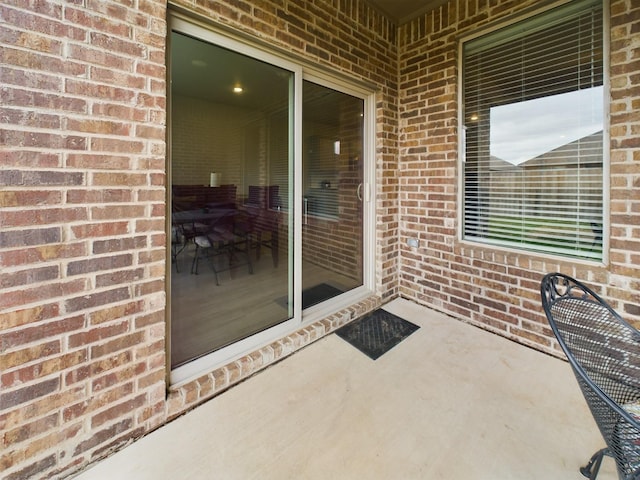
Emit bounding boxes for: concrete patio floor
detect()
[72,298,617,479]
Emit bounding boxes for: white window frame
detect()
[457,0,610,264]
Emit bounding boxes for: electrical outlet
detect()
[407,238,419,248]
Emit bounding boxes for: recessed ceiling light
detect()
[233,86,244,93]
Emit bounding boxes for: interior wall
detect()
[171,95,248,187]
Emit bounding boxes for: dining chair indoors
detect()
[191,209,253,285]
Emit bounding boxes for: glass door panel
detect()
[170,32,293,368]
[301,81,364,309]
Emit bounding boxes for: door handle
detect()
[303,197,308,225]
[357,183,369,202]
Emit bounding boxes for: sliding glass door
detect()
[301,81,364,309]
[170,31,294,369]
[169,17,371,376]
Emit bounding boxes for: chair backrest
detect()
[540,273,640,478]
[172,184,237,209]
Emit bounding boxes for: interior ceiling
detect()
[366,0,449,24]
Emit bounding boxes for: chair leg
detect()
[580,448,608,479]
[229,238,253,276]
[191,241,222,285]
[172,240,189,273]
[255,232,262,260]
[245,239,253,274]
[211,259,220,286]
[191,245,200,275]
[172,245,180,273]
[271,230,278,268]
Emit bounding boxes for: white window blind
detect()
[462,0,604,260]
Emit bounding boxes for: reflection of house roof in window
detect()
[490,131,603,170]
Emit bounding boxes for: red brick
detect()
[91,205,147,220]
[91,363,146,394]
[91,102,147,121]
[3,413,59,446]
[134,310,164,329]
[1,26,62,55]
[64,287,130,313]
[0,341,61,371]
[0,315,85,350]
[66,254,133,276]
[90,331,145,360]
[67,40,135,72]
[70,222,130,239]
[0,106,61,129]
[66,187,134,203]
[1,206,87,228]
[0,130,87,150]
[91,393,146,428]
[88,300,145,325]
[91,172,147,186]
[3,455,56,480]
[96,267,145,288]
[136,399,165,424]
[73,418,132,456]
[0,280,86,311]
[0,227,62,249]
[0,170,81,189]
[2,46,87,77]
[65,118,132,136]
[89,425,145,463]
[0,385,86,436]
[0,304,60,330]
[0,190,62,207]
[63,349,129,389]
[21,421,83,465]
[64,6,131,34]
[91,66,147,90]
[1,3,85,37]
[90,31,147,57]
[0,377,59,410]
[0,243,87,268]
[92,352,134,379]
[66,381,133,422]
[67,321,130,348]
[0,150,61,168]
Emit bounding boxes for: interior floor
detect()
[75,298,617,479]
[171,242,359,367]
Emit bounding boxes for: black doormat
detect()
[335,309,419,360]
[302,283,343,309]
[275,283,343,310]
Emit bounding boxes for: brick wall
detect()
[397,0,640,354]
[2,0,637,478]
[0,1,396,478]
[0,0,168,478]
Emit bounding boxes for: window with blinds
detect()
[461,0,604,260]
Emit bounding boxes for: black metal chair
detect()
[540,272,640,480]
